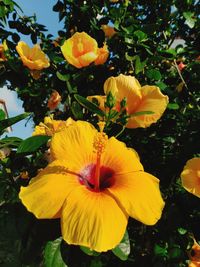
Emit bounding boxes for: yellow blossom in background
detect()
[47,90,61,110]
[181,158,200,197]
[32,116,74,136]
[0,147,11,159]
[16,41,50,70]
[0,41,8,61]
[61,32,99,68]
[101,25,116,38]
[94,43,109,65]
[103,74,168,128]
[110,0,119,2]
[19,121,164,252]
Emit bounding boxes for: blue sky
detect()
[1,1,63,139]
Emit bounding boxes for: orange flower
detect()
[16,41,50,70]
[188,239,200,267]
[101,25,116,38]
[94,43,109,65]
[47,90,61,110]
[181,158,200,197]
[61,32,99,68]
[178,62,186,71]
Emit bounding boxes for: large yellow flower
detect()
[16,41,50,70]
[181,158,200,197]
[61,32,99,68]
[103,74,169,128]
[19,121,164,252]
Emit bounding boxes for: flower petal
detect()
[51,121,97,167]
[181,158,200,197]
[61,39,82,68]
[104,74,142,113]
[102,137,143,173]
[19,160,78,219]
[61,186,128,252]
[78,52,98,67]
[127,85,168,128]
[108,171,165,225]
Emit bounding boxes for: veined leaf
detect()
[0,113,30,135]
[74,94,105,117]
[17,135,50,154]
[112,230,130,261]
[44,237,68,267]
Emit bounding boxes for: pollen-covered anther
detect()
[93,132,108,156]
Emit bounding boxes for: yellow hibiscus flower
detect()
[88,74,168,128]
[61,32,99,68]
[32,116,74,136]
[104,74,169,128]
[181,158,200,198]
[19,121,164,252]
[16,41,50,70]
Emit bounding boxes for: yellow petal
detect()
[78,52,98,67]
[16,41,50,70]
[19,160,78,219]
[108,171,165,225]
[61,185,128,252]
[102,137,143,173]
[51,121,97,168]
[181,158,200,197]
[127,85,168,128]
[61,39,82,68]
[104,74,142,112]
[87,95,106,111]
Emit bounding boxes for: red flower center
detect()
[79,164,115,192]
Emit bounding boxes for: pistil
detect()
[93,122,108,191]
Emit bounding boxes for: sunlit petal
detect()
[61,185,128,252]
[108,171,165,225]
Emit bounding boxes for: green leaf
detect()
[167,103,180,110]
[183,12,196,28]
[80,246,100,256]
[131,111,154,117]
[0,109,6,120]
[134,56,146,74]
[112,230,130,261]
[155,81,167,91]
[133,30,147,42]
[71,101,83,119]
[74,94,105,117]
[17,135,50,154]
[56,71,69,82]
[44,237,68,267]
[154,244,168,257]
[0,137,22,148]
[146,69,162,81]
[0,113,30,134]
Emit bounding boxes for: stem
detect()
[173,59,189,90]
[94,155,100,191]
